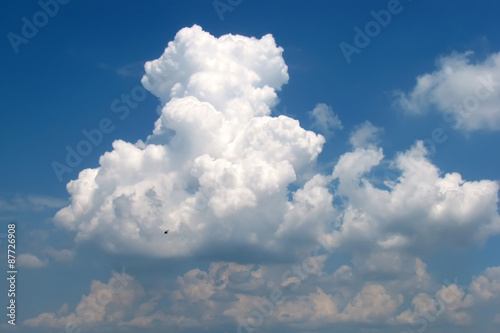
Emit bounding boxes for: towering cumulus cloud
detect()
[55,25,327,260]
[55,25,500,266]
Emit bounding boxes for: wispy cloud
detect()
[116,61,146,78]
[0,194,66,212]
[18,253,48,269]
[308,103,343,137]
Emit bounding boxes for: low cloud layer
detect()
[25,262,500,331]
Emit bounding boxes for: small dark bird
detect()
[164,230,169,234]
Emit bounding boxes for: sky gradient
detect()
[1,1,500,332]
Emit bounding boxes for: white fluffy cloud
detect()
[55,26,500,266]
[395,51,500,131]
[323,140,500,253]
[55,25,327,261]
[25,24,500,333]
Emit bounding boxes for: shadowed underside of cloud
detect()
[54,26,500,265]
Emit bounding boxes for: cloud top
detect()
[55,25,326,261]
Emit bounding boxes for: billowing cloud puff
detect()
[23,24,500,333]
[470,266,500,301]
[24,252,500,331]
[142,24,289,116]
[395,51,500,131]
[55,25,327,261]
[23,261,405,331]
[55,26,500,264]
[394,266,500,329]
[323,140,500,253]
[24,270,140,329]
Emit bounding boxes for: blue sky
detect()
[1,1,500,332]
